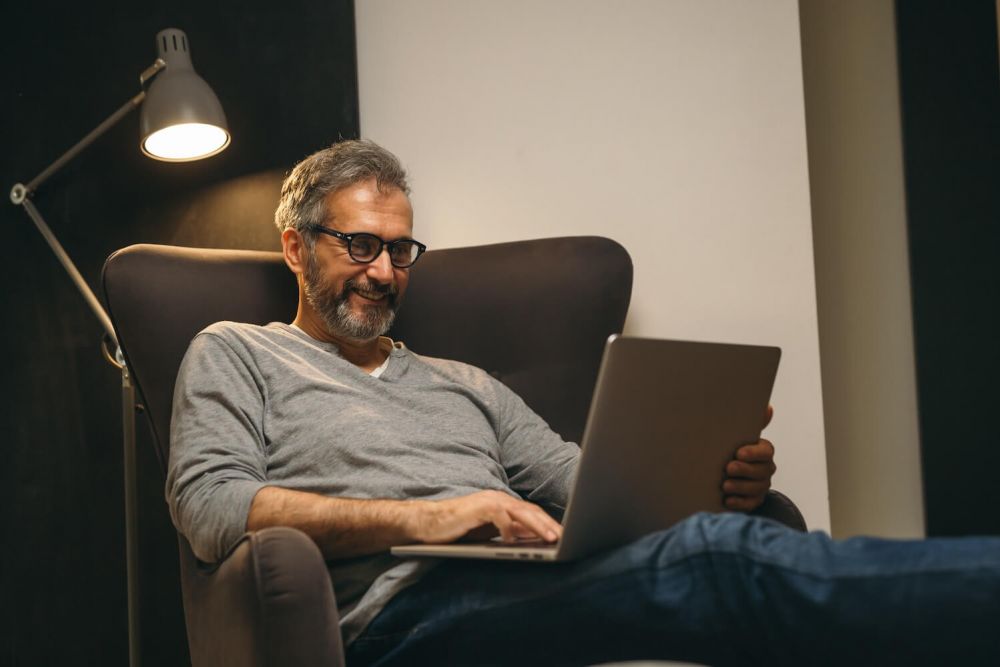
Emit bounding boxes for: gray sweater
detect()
[167,321,580,643]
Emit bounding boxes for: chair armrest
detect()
[178,527,344,667]
[750,489,808,532]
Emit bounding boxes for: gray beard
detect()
[302,252,399,343]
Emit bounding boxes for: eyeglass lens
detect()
[349,234,420,266]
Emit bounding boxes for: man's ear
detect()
[281,228,307,275]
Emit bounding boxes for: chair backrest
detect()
[102,236,633,473]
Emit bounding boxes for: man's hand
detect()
[410,490,562,544]
[723,405,777,512]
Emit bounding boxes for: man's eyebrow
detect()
[319,226,419,242]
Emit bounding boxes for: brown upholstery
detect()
[102,235,803,666]
[104,246,297,470]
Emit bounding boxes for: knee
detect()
[641,511,789,561]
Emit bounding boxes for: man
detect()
[169,140,1000,666]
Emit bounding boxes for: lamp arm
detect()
[7,58,168,354]
[19,198,119,347]
[12,58,166,198]
[18,92,144,197]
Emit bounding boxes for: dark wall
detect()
[0,2,359,664]
[896,1,1000,535]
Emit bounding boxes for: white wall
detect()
[357,0,830,530]
[800,0,925,538]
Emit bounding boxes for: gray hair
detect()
[274,139,410,244]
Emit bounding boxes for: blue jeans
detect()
[346,513,1000,666]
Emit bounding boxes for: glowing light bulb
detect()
[142,123,230,161]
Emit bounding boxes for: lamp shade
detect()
[140,28,230,161]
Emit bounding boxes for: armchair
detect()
[101,235,804,666]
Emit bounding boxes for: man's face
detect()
[301,178,414,343]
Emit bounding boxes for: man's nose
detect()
[365,247,394,282]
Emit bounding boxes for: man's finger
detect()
[495,517,518,542]
[508,505,561,542]
[726,459,777,480]
[479,494,561,543]
[736,439,775,463]
[763,404,774,429]
[509,521,538,539]
[722,478,770,496]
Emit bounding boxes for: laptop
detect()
[391,334,781,562]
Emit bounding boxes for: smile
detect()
[352,287,388,301]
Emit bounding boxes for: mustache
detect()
[342,278,399,299]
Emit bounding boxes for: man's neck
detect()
[292,314,388,373]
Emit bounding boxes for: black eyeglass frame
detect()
[304,224,427,268]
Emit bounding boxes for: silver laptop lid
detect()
[556,335,780,559]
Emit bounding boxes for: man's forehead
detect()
[322,181,413,232]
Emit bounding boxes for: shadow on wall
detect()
[151,169,288,251]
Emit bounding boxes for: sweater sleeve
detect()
[166,331,270,563]
[492,378,580,513]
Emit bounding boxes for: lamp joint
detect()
[10,183,29,205]
[139,58,167,86]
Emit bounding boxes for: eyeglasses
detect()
[305,224,427,268]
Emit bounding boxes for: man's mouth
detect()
[352,287,387,301]
[345,280,397,305]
